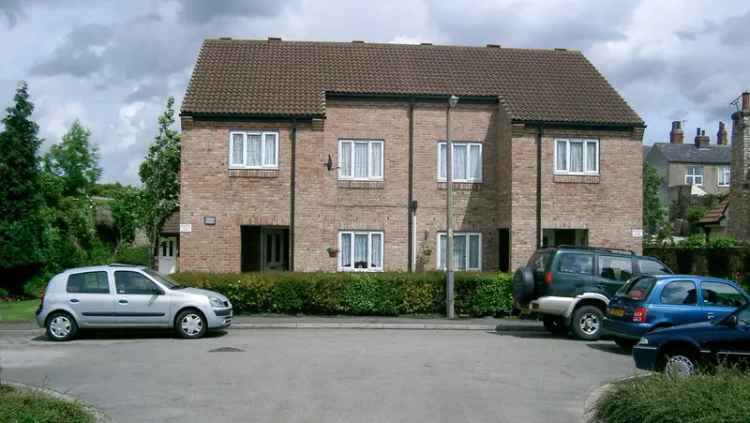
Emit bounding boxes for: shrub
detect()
[170,271,512,317]
[0,385,95,423]
[113,245,151,266]
[594,368,750,423]
[0,287,8,298]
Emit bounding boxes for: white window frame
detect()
[553,139,599,175]
[338,231,384,272]
[338,140,384,181]
[718,166,730,187]
[685,165,704,186]
[436,232,482,271]
[437,142,483,183]
[228,131,279,169]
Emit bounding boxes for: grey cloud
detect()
[720,9,750,46]
[0,0,24,27]
[31,24,113,77]
[176,0,294,23]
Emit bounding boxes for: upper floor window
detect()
[229,131,278,169]
[437,232,482,271]
[438,142,482,183]
[339,140,383,180]
[554,139,599,175]
[718,166,731,187]
[339,231,383,271]
[685,165,704,186]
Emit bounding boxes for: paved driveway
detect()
[0,328,638,423]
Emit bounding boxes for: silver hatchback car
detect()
[36,264,232,341]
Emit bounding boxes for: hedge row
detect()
[170,272,513,317]
[644,246,750,288]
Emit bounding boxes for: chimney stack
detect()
[694,128,710,148]
[717,121,729,145]
[670,121,684,144]
[743,91,750,112]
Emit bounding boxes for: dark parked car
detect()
[633,304,750,377]
[513,246,672,340]
[603,275,748,349]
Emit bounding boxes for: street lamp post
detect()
[446,95,459,319]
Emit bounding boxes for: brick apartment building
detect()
[178,38,645,273]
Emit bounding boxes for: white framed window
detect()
[338,140,384,180]
[339,231,383,271]
[229,131,279,169]
[554,139,599,175]
[438,142,483,183]
[437,232,481,271]
[685,165,704,186]
[718,166,730,187]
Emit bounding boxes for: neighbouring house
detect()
[729,91,750,242]
[698,196,730,239]
[645,121,732,212]
[178,38,645,273]
[157,209,180,274]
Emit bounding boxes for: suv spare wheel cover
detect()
[513,266,535,306]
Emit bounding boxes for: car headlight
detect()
[638,337,649,345]
[209,296,225,308]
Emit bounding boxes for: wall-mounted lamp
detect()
[325,154,339,171]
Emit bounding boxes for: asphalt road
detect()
[0,328,639,423]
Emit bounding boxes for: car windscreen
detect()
[616,276,657,300]
[144,269,182,289]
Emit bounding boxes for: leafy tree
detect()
[0,82,47,270]
[44,120,101,197]
[139,97,180,265]
[643,163,664,235]
[110,186,142,251]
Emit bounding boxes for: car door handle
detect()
[69,298,80,303]
[707,313,715,319]
[118,299,128,304]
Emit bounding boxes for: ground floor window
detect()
[339,231,383,271]
[542,229,588,248]
[437,232,481,271]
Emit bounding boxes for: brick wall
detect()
[729,110,750,241]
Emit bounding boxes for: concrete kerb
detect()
[3,380,111,423]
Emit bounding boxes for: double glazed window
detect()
[685,165,704,186]
[718,166,731,187]
[229,131,278,169]
[437,232,481,271]
[338,140,383,180]
[339,231,383,271]
[554,139,599,175]
[438,142,482,182]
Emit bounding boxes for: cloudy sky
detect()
[1,0,749,184]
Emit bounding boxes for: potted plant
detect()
[326,246,339,258]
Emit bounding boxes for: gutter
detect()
[536,125,543,248]
[290,121,297,271]
[408,99,415,271]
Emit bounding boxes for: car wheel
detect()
[542,316,568,335]
[614,337,637,350]
[663,352,698,378]
[46,312,78,342]
[571,305,604,341]
[176,309,207,339]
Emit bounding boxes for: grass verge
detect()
[0,299,40,322]
[0,384,95,423]
[593,368,750,423]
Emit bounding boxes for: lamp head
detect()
[449,95,459,108]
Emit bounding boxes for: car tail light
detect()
[544,271,553,284]
[633,306,648,323]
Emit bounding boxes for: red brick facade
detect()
[180,98,644,273]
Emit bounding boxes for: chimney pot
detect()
[743,91,750,112]
[717,121,729,145]
[694,127,710,148]
[670,120,684,144]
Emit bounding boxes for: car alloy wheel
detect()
[49,315,72,338]
[578,312,600,336]
[665,354,696,378]
[181,313,204,337]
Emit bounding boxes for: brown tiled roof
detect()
[698,197,729,225]
[182,39,644,126]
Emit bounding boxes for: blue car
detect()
[602,275,748,349]
[633,304,750,376]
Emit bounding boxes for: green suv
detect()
[512,246,672,340]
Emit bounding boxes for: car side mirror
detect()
[724,314,738,328]
[153,287,165,295]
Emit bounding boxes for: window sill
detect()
[338,268,384,272]
[553,174,600,184]
[337,180,385,189]
[229,168,280,178]
[437,182,482,191]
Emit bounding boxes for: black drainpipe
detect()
[536,125,544,249]
[408,99,415,271]
[290,121,297,271]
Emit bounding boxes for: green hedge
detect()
[644,246,750,289]
[594,369,750,423]
[170,271,513,317]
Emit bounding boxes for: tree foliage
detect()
[0,82,47,269]
[44,120,101,197]
[110,186,141,250]
[138,97,181,253]
[643,162,664,235]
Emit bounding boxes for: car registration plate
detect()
[609,307,625,317]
